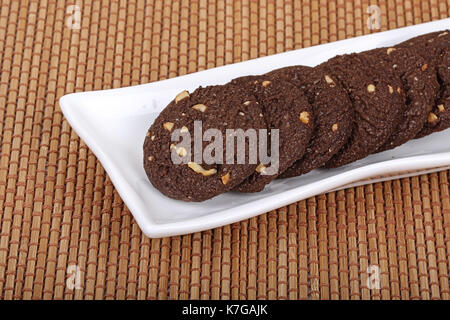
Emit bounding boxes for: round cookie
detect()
[397,30,450,136]
[143,83,266,202]
[230,75,314,192]
[267,65,353,178]
[398,30,449,81]
[366,47,439,151]
[322,53,406,168]
[417,51,450,137]
[430,81,450,136]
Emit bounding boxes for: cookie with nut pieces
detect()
[397,30,450,136]
[143,30,450,201]
[230,75,314,192]
[322,53,406,168]
[267,65,354,177]
[143,83,266,201]
[366,46,440,151]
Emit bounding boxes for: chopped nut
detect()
[262,80,271,87]
[146,131,151,137]
[170,144,187,157]
[299,111,310,124]
[438,31,448,37]
[421,64,428,71]
[243,100,251,106]
[428,112,438,123]
[386,47,396,55]
[332,123,338,132]
[255,163,266,174]
[176,147,187,157]
[175,90,189,103]
[180,126,189,133]
[148,156,154,161]
[324,75,336,87]
[151,135,155,141]
[397,87,402,94]
[187,162,217,176]
[221,173,230,185]
[437,104,445,112]
[163,122,174,131]
[192,104,207,112]
[367,84,376,93]
[388,85,394,94]
[238,111,245,116]
[259,113,264,118]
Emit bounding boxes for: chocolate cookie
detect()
[322,53,406,168]
[267,65,353,178]
[397,30,450,136]
[366,47,439,151]
[230,75,314,192]
[143,83,266,201]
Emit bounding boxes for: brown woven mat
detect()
[0,0,449,300]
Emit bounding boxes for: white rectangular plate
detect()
[60,18,450,238]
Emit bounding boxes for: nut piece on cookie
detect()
[175,90,189,103]
[255,163,267,174]
[221,173,230,185]
[163,122,174,131]
[332,123,338,132]
[324,75,336,87]
[428,112,438,123]
[367,84,376,93]
[299,111,310,124]
[187,162,217,176]
[174,146,187,157]
[192,104,208,112]
[386,47,396,55]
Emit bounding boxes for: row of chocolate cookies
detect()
[143,30,449,201]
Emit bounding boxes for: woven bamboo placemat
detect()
[0,0,449,300]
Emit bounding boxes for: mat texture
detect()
[0,0,450,300]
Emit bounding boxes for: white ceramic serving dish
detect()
[60,18,450,238]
